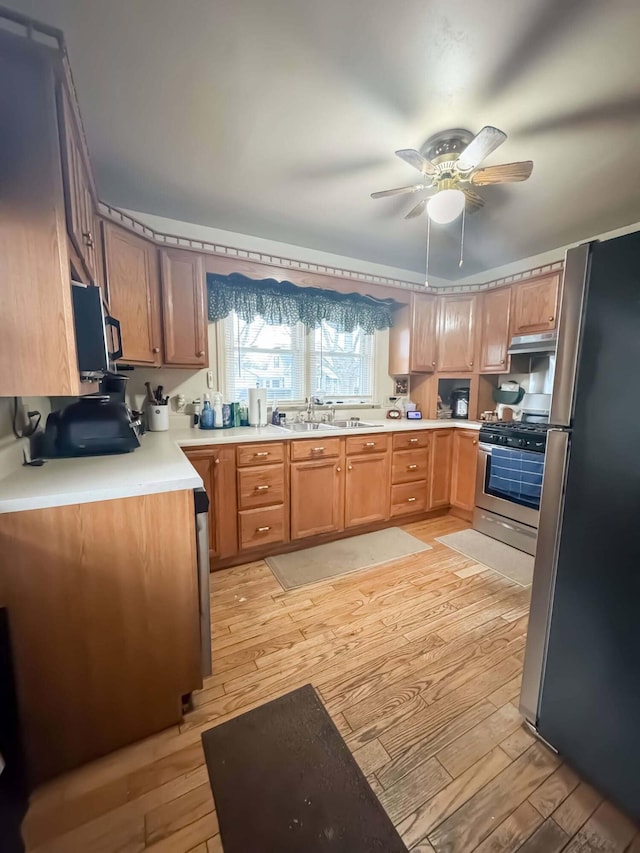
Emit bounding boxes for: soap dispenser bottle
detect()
[213,392,224,429]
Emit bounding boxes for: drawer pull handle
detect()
[255,484,270,491]
[256,526,271,533]
[407,497,417,502]
[409,438,418,443]
[364,441,376,447]
[312,446,325,452]
[408,464,418,470]
[255,452,269,457]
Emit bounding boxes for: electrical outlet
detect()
[206,370,214,390]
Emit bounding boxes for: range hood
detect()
[508,330,557,355]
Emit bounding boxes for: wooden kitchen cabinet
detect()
[479,287,511,373]
[512,272,560,334]
[451,429,479,513]
[428,429,453,508]
[103,222,163,365]
[160,248,208,368]
[58,83,100,285]
[388,294,437,375]
[184,446,238,561]
[345,454,390,528]
[0,489,201,784]
[290,458,344,539]
[437,295,477,372]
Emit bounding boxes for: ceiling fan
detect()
[371,126,533,223]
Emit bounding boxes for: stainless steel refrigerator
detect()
[520,234,640,819]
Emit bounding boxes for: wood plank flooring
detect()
[22,515,639,852]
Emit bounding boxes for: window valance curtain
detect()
[206,272,396,334]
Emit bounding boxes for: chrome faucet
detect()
[304,397,315,422]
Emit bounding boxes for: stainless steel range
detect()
[473,422,550,555]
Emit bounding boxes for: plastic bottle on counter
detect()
[239,401,249,427]
[192,398,201,429]
[199,394,214,429]
[213,392,224,429]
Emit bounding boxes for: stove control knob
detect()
[518,438,527,448]
[499,435,508,444]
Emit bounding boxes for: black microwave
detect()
[71,283,122,380]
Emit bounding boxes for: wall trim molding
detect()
[99,203,564,296]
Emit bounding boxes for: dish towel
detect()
[489,447,544,505]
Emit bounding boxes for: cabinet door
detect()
[291,459,344,540]
[184,447,238,560]
[58,84,97,283]
[161,249,208,368]
[428,429,453,509]
[410,295,437,372]
[345,454,390,528]
[437,295,477,372]
[479,287,511,373]
[103,222,162,365]
[512,273,560,334]
[451,430,479,512]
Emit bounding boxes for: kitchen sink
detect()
[332,420,384,429]
[281,421,338,432]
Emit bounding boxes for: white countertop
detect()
[0,418,480,514]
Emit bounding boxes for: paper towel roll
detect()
[248,388,267,426]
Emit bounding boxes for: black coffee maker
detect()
[99,372,128,402]
[450,388,470,419]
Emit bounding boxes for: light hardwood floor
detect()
[23,515,639,852]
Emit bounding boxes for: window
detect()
[222,313,376,403]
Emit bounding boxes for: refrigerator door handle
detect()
[519,428,570,725]
[549,242,591,427]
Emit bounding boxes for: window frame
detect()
[215,315,382,406]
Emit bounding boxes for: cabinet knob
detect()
[255,452,269,457]
[197,350,205,357]
[432,361,436,366]
[500,359,505,364]
[348,465,353,471]
[472,439,478,445]
[214,458,220,464]
[548,316,554,322]
[469,361,474,367]
[336,466,341,473]
[152,347,160,354]
[82,230,94,248]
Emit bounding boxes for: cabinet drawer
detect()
[392,431,430,451]
[239,505,286,550]
[237,442,284,467]
[345,434,389,455]
[290,437,342,461]
[238,464,285,510]
[390,481,428,517]
[392,449,429,484]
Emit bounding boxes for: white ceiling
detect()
[7,0,640,279]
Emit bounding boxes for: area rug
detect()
[266,527,431,590]
[436,528,534,586]
[201,684,407,852]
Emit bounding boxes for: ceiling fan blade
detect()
[371,183,428,199]
[404,198,428,219]
[463,188,485,212]
[470,161,533,186]
[395,149,438,176]
[457,126,507,171]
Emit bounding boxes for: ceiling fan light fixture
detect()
[427,189,466,224]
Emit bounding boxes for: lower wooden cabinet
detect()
[290,458,344,539]
[429,429,453,509]
[451,430,480,513]
[183,446,238,560]
[345,454,391,528]
[239,505,286,551]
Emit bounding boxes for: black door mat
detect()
[201,684,408,852]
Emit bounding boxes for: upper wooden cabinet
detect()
[58,83,100,285]
[161,249,208,368]
[450,430,479,512]
[103,222,162,365]
[479,287,512,373]
[389,294,437,375]
[512,272,560,335]
[437,295,477,372]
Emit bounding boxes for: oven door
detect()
[475,442,541,528]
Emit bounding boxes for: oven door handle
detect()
[478,442,493,453]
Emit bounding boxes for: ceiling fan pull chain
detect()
[425,215,431,288]
[459,205,466,269]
